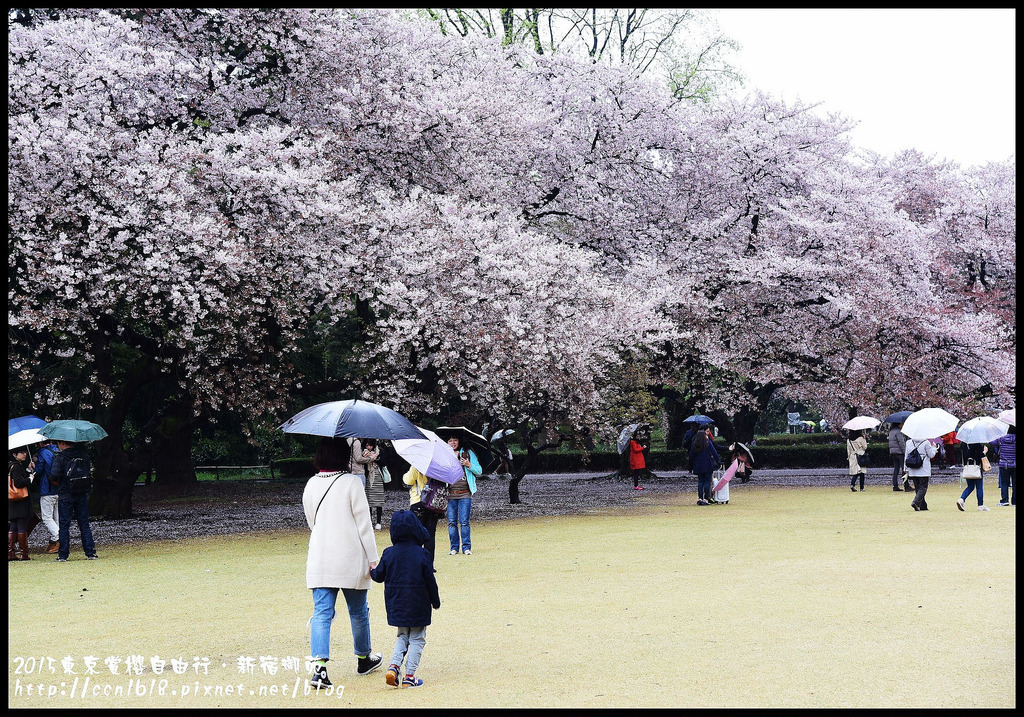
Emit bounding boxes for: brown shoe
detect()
[45,541,59,554]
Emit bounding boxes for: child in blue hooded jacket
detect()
[370,509,441,688]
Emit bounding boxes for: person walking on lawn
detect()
[303,437,383,689]
[371,509,441,689]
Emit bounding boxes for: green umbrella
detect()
[38,419,108,443]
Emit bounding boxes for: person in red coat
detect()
[629,437,646,491]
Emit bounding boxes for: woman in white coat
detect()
[905,435,940,511]
[303,437,383,689]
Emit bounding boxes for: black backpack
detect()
[905,441,924,470]
[65,456,93,494]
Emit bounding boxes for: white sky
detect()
[712,9,1016,167]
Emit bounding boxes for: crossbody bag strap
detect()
[313,475,341,526]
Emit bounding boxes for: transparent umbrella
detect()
[842,416,880,431]
[956,417,1009,444]
[901,408,960,441]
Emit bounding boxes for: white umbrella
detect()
[842,416,880,431]
[901,407,960,441]
[392,427,464,484]
[8,428,47,452]
[956,416,1009,444]
[617,424,641,454]
[997,409,1015,426]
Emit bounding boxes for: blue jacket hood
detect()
[389,509,430,546]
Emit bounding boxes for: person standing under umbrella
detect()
[690,427,720,506]
[403,466,441,560]
[50,440,98,561]
[446,436,481,555]
[361,439,385,530]
[847,430,868,492]
[888,423,909,492]
[8,447,34,561]
[905,434,939,511]
[989,424,1015,507]
[628,433,646,491]
[35,439,61,553]
[956,442,990,511]
[303,436,383,689]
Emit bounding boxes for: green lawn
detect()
[8,481,1015,708]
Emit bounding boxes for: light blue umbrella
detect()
[280,399,425,440]
[8,415,47,436]
[38,419,108,443]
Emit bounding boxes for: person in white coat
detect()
[303,436,383,689]
[905,435,940,511]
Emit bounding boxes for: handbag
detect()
[419,478,449,514]
[8,465,29,501]
[380,466,392,484]
[850,440,870,467]
[961,460,981,479]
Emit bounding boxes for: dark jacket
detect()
[960,442,985,466]
[8,457,33,521]
[370,510,440,627]
[50,443,91,496]
[689,436,721,475]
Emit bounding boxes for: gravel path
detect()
[28,467,966,549]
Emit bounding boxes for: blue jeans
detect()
[447,496,472,552]
[998,466,1016,505]
[389,626,427,676]
[310,587,371,661]
[696,472,712,502]
[58,492,96,560]
[960,478,984,506]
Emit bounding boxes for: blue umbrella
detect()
[684,414,715,425]
[884,410,913,424]
[8,415,47,436]
[279,399,426,440]
[38,419,108,443]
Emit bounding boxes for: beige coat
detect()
[303,472,378,590]
[847,436,867,474]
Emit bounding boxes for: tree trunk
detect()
[153,421,199,490]
[653,386,695,450]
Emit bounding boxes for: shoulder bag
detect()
[849,440,870,467]
[961,459,981,480]
[9,465,29,501]
[419,478,449,514]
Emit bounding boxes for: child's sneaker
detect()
[385,664,400,686]
[356,653,383,675]
[402,675,424,688]
[310,663,332,689]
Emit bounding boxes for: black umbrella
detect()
[884,410,913,424]
[434,426,495,462]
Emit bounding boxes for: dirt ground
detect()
[25,465,965,549]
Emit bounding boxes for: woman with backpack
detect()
[904,435,939,511]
